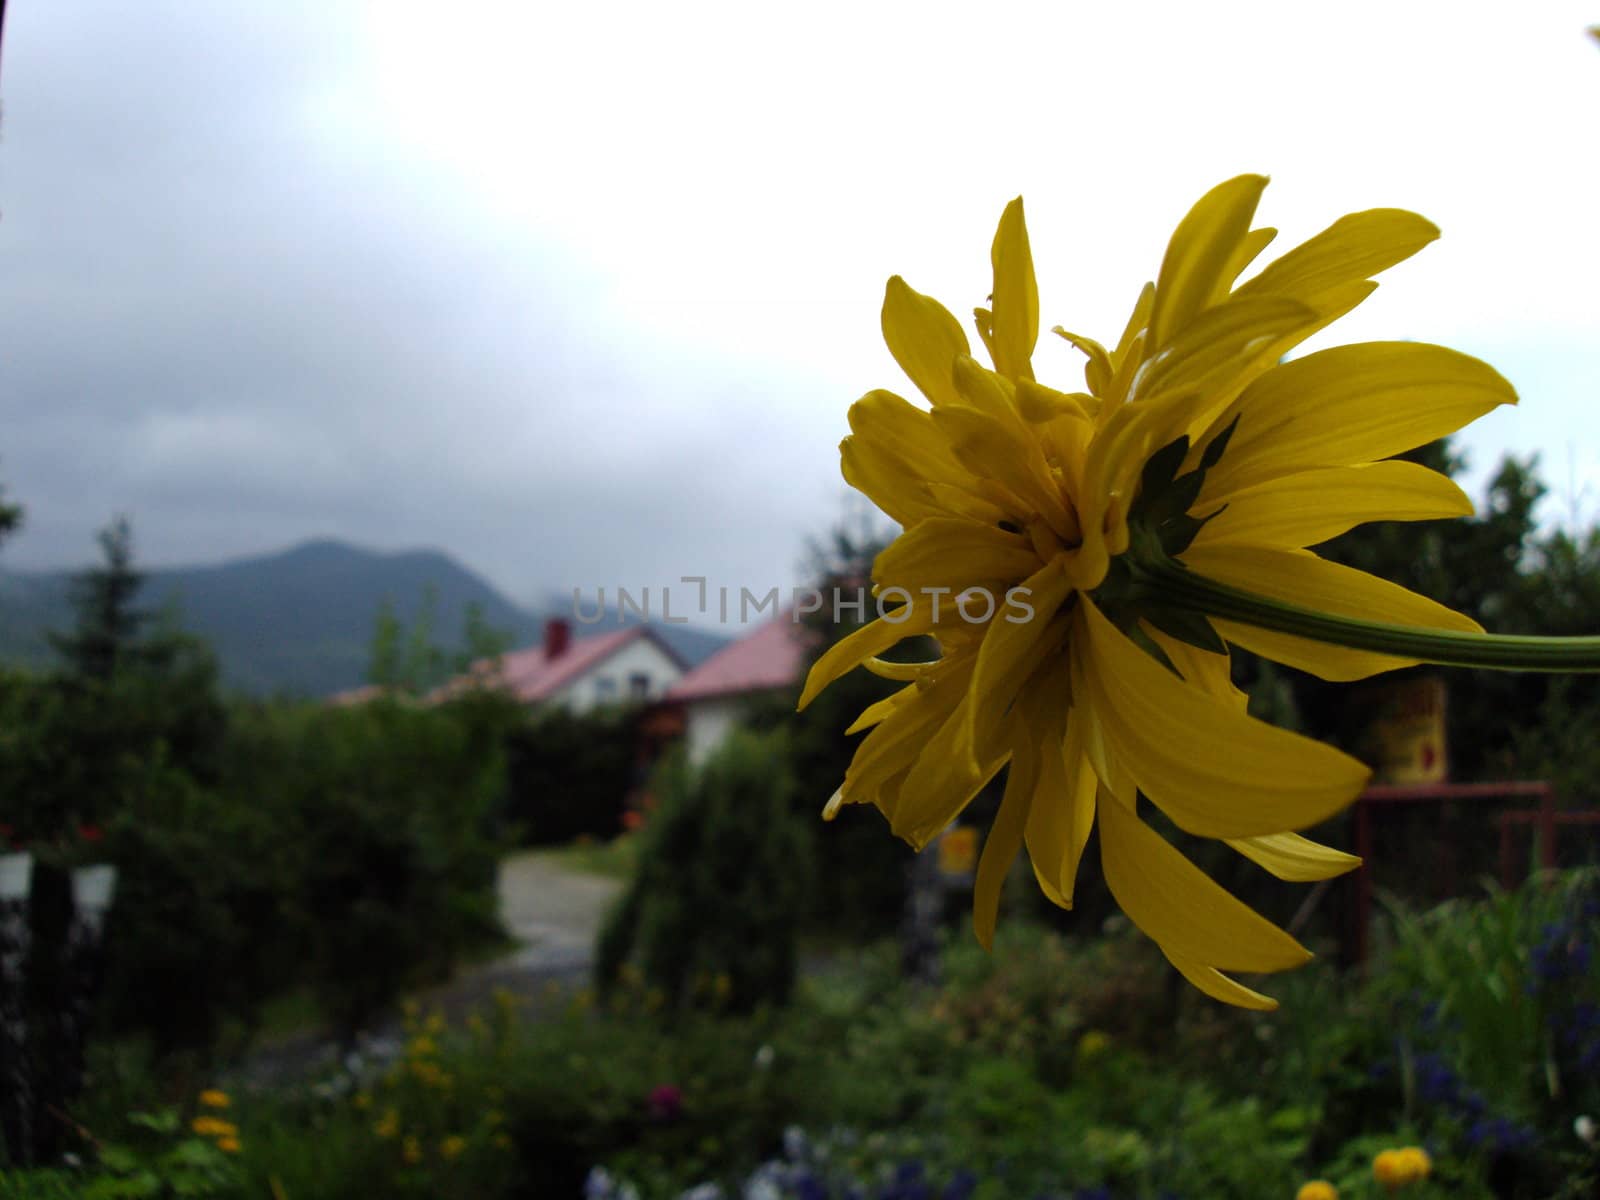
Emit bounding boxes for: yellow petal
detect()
[933,381,1077,539]
[862,656,936,681]
[1225,832,1362,882]
[1050,328,1113,397]
[1162,947,1280,1011]
[895,728,1007,850]
[881,277,972,409]
[1207,225,1278,308]
[1144,625,1247,711]
[873,517,1039,596]
[974,729,1034,950]
[1200,343,1516,499]
[1182,542,1482,681]
[1097,788,1311,973]
[967,559,1073,759]
[841,437,943,528]
[847,389,974,487]
[1195,461,1473,550]
[843,660,972,802]
[844,690,912,735]
[989,197,1038,382]
[1237,208,1439,311]
[1132,296,1317,406]
[1026,701,1096,909]
[1149,175,1268,353]
[1075,596,1370,837]
[798,609,936,710]
[1109,282,1154,380]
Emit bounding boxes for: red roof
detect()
[665,614,812,703]
[431,626,681,705]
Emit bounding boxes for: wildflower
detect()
[1577,1114,1597,1144]
[1296,1184,1337,1200]
[402,1135,422,1165]
[198,1089,230,1110]
[648,1083,684,1121]
[374,1108,400,1140]
[191,1116,237,1138]
[1077,1030,1111,1062]
[1373,1146,1430,1189]
[440,1135,466,1160]
[215,1135,241,1154]
[806,177,1532,1007]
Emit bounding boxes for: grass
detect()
[531,832,642,880]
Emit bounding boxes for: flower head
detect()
[1373,1146,1431,1188]
[806,177,1515,1007]
[198,1088,230,1110]
[1296,1183,1338,1200]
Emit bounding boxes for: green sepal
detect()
[1141,603,1228,655]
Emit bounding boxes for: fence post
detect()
[0,852,34,1166]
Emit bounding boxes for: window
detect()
[628,672,651,700]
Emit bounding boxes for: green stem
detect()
[1145,560,1600,672]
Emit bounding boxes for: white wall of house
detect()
[683,694,748,765]
[548,636,684,714]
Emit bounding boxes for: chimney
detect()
[544,618,572,660]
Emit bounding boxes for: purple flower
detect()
[647,1084,683,1121]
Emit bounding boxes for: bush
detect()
[501,706,638,845]
[596,730,810,1015]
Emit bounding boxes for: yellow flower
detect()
[1076,1030,1110,1062]
[806,177,1515,1008]
[1373,1146,1430,1188]
[215,1135,242,1155]
[198,1089,230,1110]
[374,1109,400,1140]
[191,1116,238,1138]
[1395,1146,1432,1181]
[1297,1182,1338,1200]
[402,1135,423,1165]
[440,1135,467,1160]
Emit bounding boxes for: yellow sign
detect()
[938,826,978,877]
[1360,676,1448,783]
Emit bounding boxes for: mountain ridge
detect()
[0,538,730,698]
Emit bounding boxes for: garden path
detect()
[237,849,622,1086]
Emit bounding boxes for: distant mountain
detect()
[0,539,729,698]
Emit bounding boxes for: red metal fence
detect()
[1347,782,1600,966]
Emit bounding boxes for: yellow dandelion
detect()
[1297,1182,1338,1200]
[374,1109,400,1140]
[440,1135,467,1160]
[198,1089,230,1110]
[807,177,1528,1008]
[191,1116,237,1138]
[215,1135,241,1154]
[402,1135,423,1165]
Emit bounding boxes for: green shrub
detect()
[596,730,810,1014]
[502,707,637,845]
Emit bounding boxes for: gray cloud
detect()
[0,1,843,614]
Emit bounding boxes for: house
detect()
[649,613,814,764]
[429,619,688,712]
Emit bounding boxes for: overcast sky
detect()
[1,1,1596,625]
